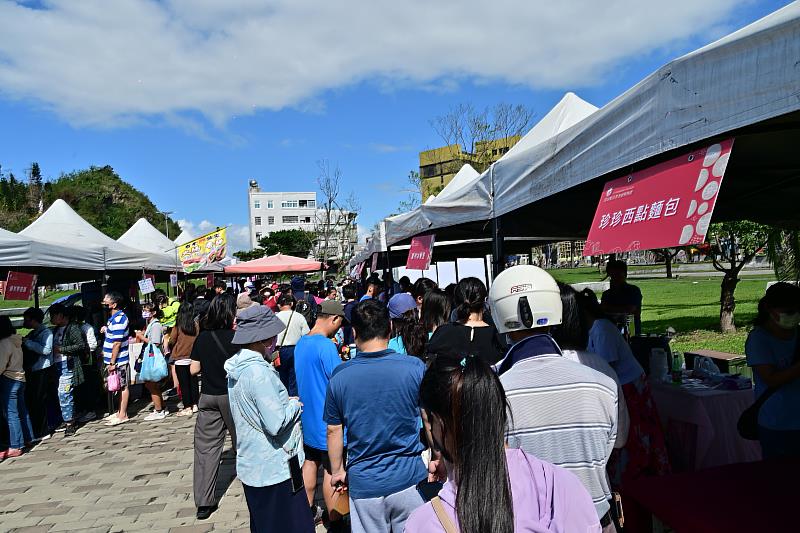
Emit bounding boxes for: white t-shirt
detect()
[562,349,630,448]
[53,326,66,363]
[276,309,310,347]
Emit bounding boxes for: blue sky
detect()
[0,0,790,251]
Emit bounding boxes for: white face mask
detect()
[776,312,800,330]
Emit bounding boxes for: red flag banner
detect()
[206,274,215,288]
[584,139,734,256]
[406,235,435,270]
[3,271,38,301]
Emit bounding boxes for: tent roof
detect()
[174,229,196,245]
[118,218,177,255]
[225,253,322,274]
[385,91,599,246]
[388,3,800,246]
[20,200,178,272]
[0,227,108,282]
[432,164,480,201]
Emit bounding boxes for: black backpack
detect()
[295,299,317,328]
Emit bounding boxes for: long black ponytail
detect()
[420,356,514,533]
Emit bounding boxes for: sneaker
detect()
[77,412,97,424]
[52,423,67,433]
[176,408,194,417]
[192,405,198,414]
[64,425,77,438]
[310,505,324,525]
[144,410,168,421]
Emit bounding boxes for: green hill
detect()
[0,164,180,238]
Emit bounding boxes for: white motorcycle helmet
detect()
[488,265,562,334]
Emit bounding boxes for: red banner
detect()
[3,271,38,301]
[584,139,734,256]
[371,253,379,273]
[206,274,215,288]
[406,235,435,270]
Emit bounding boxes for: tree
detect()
[430,102,534,173]
[767,229,800,283]
[397,170,422,213]
[652,248,681,278]
[28,162,43,214]
[314,160,358,270]
[233,229,316,263]
[708,221,771,332]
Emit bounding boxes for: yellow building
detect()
[419,135,520,200]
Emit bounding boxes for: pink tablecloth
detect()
[649,380,761,471]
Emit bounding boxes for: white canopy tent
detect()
[20,200,179,272]
[119,218,179,254]
[386,4,800,246]
[385,91,599,245]
[174,229,196,246]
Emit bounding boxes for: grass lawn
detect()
[548,268,775,355]
[0,289,76,310]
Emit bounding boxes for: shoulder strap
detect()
[431,497,459,533]
[209,330,228,355]
[280,309,295,346]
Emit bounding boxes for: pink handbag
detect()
[107,368,121,392]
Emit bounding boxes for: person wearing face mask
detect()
[224,305,313,533]
[746,282,800,459]
[135,302,168,422]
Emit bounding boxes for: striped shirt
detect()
[103,310,129,365]
[499,339,618,519]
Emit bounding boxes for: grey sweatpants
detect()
[193,393,237,508]
[350,484,424,533]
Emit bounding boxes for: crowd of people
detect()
[3,263,797,532]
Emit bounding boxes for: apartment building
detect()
[247,180,357,261]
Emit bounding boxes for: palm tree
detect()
[767,229,800,282]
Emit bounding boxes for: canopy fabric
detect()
[20,199,178,272]
[224,253,322,274]
[174,229,196,246]
[0,227,110,283]
[385,91,599,245]
[118,218,179,255]
[387,4,800,246]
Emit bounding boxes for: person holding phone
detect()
[405,355,600,533]
[224,305,313,533]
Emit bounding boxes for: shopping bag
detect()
[107,368,121,392]
[139,343,169,382]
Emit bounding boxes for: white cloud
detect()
[356,224,373,244]
[177,218,251,253]
[0,0,751,127]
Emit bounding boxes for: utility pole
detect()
[161,211,174,240]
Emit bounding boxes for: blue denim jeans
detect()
[1,376,35,449]
[54,359,74,423]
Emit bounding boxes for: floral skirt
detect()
[608,374,671,489]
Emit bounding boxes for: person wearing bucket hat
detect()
[387,293,420,356]
[224,306,314,533]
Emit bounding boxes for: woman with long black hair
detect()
[191,294,240,520]
[169,301,200,416]
[427,277,507,365]
[405,355,600,532]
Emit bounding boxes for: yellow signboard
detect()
[178,228,227,273]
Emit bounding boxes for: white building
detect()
[247,180,357,261]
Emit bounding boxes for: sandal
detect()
[104,417,130,426]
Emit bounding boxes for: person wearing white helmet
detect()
[489,265,620,532]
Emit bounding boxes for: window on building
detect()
[281,200,299,208]
[254,200,261,209]
[299,199,317,208]
[255,232,262,240]
[254,216,262,225]
[301,216,312,223]
[282,216,299,224]
[267,200,274,209]
[268,216,275,225]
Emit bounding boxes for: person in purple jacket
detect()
[405,355,600,533]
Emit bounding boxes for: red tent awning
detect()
[224,253,322,275]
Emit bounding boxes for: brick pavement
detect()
[0,397,329,533]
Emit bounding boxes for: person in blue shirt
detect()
[325,299,427,533]
[359,279,380,302]
[746,282,800,459]
[294,300,346,527]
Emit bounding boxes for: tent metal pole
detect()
[491,215,504,278]
[34,282,40,308]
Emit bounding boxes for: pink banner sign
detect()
[584,139,734,256]
[3,271,38,301]
[406,235,435,270]
[371,253,379,273]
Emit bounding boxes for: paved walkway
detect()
[0,397,329,532]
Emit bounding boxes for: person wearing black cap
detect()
[224,306,314,533]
